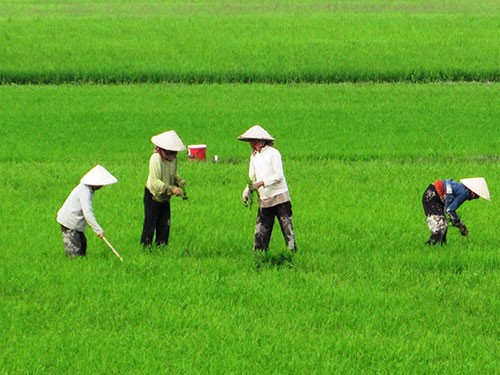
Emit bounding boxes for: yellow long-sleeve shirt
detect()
[145,153,183,202]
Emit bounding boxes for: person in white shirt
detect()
[57,165,118,257]
[239,125,297,252]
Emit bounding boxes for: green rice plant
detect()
[0,83,498,165]
[0,0,499,83]
[253,248,295,270]
[0,83,498,373]
[243,178,259,209]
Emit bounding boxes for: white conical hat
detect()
[80,165,118,186]
[460,177,491,201]
[151,130,186,151]
[238,125,275,141]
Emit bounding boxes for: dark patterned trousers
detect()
[60,225,87,257]
[422,184,447,244]
[254,201,297,252]
[141,187,171,247]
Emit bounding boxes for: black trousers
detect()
[422,184,448,244]
[254,201,297,251]
[140,187,171,247]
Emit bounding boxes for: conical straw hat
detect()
[81,165,118,186]
[238,125,275,141]
[460,177,491,201]
[151,130,186,151]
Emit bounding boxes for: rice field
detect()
[0,1,499,374]
[0,0,499,83]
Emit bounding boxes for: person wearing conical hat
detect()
[140,130,187,248]
[422,177,491,245]
[238,125,297,252]
[57,165,118,257]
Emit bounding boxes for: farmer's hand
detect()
[172,187,183,196]
[98,232,104,238]
[252,181,264,190]
[242,186,251,206]
[458,224,469,236]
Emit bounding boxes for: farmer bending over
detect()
[422,177,491,245]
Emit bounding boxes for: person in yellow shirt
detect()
[140,130,186,248]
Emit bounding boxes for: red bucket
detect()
[188,144,207,160]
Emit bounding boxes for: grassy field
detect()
[1,83,498,373]
[0,0,499,83]
[1,0,499,373]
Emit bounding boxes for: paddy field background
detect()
[0,1,498,373]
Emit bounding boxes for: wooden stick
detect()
[102,236,124,262]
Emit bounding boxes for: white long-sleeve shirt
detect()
[57,183,104,235]
[249,145,289,200]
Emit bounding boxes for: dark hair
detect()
[249,139,274,147]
